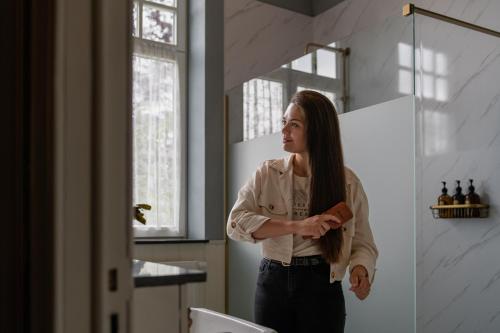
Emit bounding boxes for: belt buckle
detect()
[281,261,291,267]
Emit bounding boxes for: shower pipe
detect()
[403,3,500,39]
[304,43,350,112]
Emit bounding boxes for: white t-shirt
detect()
[292,174,322,256]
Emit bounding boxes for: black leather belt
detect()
[264,255,326,267]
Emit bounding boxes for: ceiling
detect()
[256,0,346,17]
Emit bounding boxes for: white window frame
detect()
[132,0,187,238]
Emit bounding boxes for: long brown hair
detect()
[291,90,346,263]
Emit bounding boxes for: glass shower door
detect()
[414,10,500,333]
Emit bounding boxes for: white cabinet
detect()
[133,281,208,333]
[133,285,180,333]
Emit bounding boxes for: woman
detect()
[227,90,378,333]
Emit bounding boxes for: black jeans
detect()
[254,258,346,333]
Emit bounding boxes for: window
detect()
[290,42,338,79]
[296,86,337,110]
[291,53,313,74]
[243,78,284,141]
[240,43,340,142]
[316,48,336,79]
[132,0,187,237]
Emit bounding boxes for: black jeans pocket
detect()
[258,258,269,273]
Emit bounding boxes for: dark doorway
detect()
[0,0,55,332]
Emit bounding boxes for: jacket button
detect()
[269,204,274,210]
[331,272,335,279]
[342,227,347,232]
[231,222,236,228]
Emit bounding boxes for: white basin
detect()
[189,307,277,333]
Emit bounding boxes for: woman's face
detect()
[282,103,307,153]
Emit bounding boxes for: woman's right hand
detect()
[295,214,342,239]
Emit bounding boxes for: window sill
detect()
[134,238,210,245]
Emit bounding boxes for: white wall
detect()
[227,96,416,332]
[340,96,415,333]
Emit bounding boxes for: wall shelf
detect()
[430,204,489,219]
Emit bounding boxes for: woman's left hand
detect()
[349,265,371,300]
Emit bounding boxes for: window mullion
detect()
[138,1,143,38]
[144,0,177,12]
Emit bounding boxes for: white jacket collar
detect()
[268,154,294,174]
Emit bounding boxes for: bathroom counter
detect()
[133,259,206,287]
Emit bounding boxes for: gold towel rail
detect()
[403,3,500,39]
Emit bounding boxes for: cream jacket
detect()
[226,154,378,283]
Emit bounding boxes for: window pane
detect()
[317,49,336,78]
[132,2,139,37]
[243,79,284,141]
[142,5,176,45]
[148,0,177,7]
[132,55,178,229]
[297,86,337,111]
[291,53,312,74]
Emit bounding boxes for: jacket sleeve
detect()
[349,179,379,284]
[226,163,271,243]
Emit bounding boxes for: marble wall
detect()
[225,0,500,91]
[333,14,413,111]
[224,0,312,91]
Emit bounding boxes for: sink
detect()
[160,260,207,272]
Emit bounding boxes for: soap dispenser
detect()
[438,181,453,218]
[465,179,481,217]
[452,180,466,217]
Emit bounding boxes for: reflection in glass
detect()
[243,79,284,141]
[398,69,412,94]
[423,109,451,156]
[398,42,413,95]
[398,42,412,68]
[435,52,447,76]
[422,73,434,99]
[422,48,434,72]
[317,48,336,79]
[297,86,336,109]
[142,5,176,44]
[435,78,448,102]
[291,53,313,74]
[132,55,178,228]
[415,46,449,102]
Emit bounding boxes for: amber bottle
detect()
[452,180,466,217]
[465,179,481,217]
[438,181,453,218]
